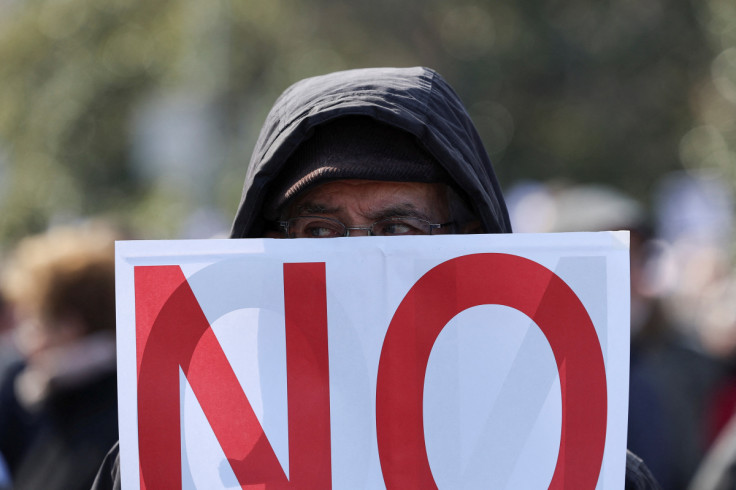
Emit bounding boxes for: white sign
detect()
[115,232,630,489]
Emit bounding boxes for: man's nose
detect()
[345,226,372,237]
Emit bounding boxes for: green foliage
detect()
[0,0,734,249]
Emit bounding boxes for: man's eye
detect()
[302,220,342,238]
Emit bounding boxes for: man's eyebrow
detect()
[294,202,341,215]
[366,204,430,221]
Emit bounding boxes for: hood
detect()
[230,66,511,238]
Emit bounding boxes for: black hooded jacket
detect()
[230,66,512,238]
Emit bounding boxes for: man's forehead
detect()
[295,200,426,217]
[291,179,446,201]
[287,179,449,217]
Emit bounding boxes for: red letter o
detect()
[376,253,607,489]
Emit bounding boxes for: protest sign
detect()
[115,232,630,489]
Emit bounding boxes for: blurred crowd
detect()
[0,170,734,489]
[0,223,120,490]
[507,169,736,490]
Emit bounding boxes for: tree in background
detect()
[0,0,734,249]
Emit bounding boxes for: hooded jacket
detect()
[230,66,512,238]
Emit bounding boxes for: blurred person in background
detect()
[0,223,119,490]
[0,286,18,490]
[506,181,728,490]
[0,291,20,378]
[650,172,736,490]
[0,458,9,490]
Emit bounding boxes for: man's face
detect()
[279,179,451,237]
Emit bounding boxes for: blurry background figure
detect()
[0,285,18,490]
[653,172,735,360]
[667,173,736,490]
[507,178,731,490]
[0,454,9,490]
[0,222,119,490]
[0,289,20,390]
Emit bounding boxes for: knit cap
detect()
[264,116,449,218]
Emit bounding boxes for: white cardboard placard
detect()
[115,232,630,489]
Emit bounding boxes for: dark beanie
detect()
[264,116,450,218]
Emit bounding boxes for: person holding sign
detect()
[94,67,659,489]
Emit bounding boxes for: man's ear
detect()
[460,221,483,234]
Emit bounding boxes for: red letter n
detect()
[135,263,331,489]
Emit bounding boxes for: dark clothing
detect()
[628,334,725,489]
[0,362,118,490]
[626,450,663,489]
[230,67,512,238]
[0,362,38,472]
[91,441,121,490]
